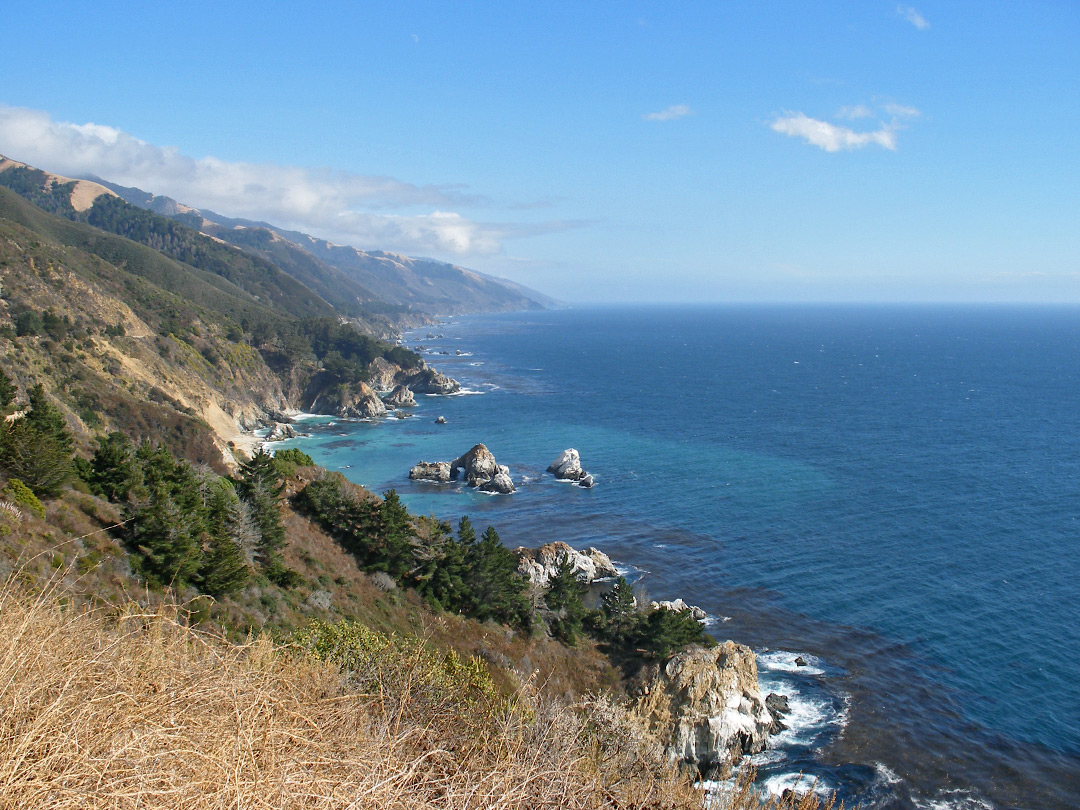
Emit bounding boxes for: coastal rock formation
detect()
[515,541,618,587]
[650,599,708,623]
[634,642,774,776]
[383,384,416,408]
[400,362,461,395]
[266,422,297,442]
[479,471,515,494]
[338,382,386,419]
[409,461,452,483]
[450,443,500,486]
[579,473,594,488]
[435,416,447,424]
[548,448,589,481]
[367,357,399,391]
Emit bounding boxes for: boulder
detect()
[765,693,790,733]
[633,642,774,775]
[450,443,499,486]
[266,422,296,441]
[338,382,386,419]
[435,416,447,424]
[515,541,618,587]
[651,598,708,623]
[410,461,452,483]
[579,473,595,488]
[383,384,416,408]
[548,448,588,481]
[479,472,515,494]
[400,361,461,395]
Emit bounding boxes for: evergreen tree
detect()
[0,383,74,496]
[235,449,287,575]
[637,607,710,659]
[200,483,251,597]
[373,489,413,579]
[597,575,639,645]
[412,519,468,612]
[89,432,142,502]
[0,368,14,411]
[465,525,531,629]
[128,443,206,588]
[544,558,587,644]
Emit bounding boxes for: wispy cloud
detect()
[770,113,897,152]
[897,5,930,30]
[0,105,577,257]
[643,104,693,122]
[770,101,921,152]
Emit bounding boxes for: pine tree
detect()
[235,449,287,575]
[412,519,468,612]
[598,575,639,645]
[0,383,74,496]
[89,432,142,502]
[465,525,531,629]
[544,558,587,644]
[0,368,14,411]
[200,484,251,597]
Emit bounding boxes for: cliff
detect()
[633,641,775,776]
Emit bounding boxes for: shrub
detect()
[4,478,45,519]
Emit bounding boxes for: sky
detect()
[0,1,1077,304]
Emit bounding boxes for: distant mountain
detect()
[90,179,560,316]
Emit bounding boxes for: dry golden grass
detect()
[0,556,840,810]
[0,570,706,810]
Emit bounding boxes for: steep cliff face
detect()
[633,642,773,776]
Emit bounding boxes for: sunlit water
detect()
[278,305,1080,809]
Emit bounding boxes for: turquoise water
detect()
[280,306,1080,809]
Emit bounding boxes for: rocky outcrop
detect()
[650,599,708,623]
[515,541,618,587]
[338,382,386,419]
[548,448,593,484]
[479,471,515,494]
[409,461,452,483]
[400,362,461,395]
[367,357,400,391]
[633,642,774,776]
[435,416,447,424]
[383,384,416,408]
[266,422,297,441]
[450,443,500,486]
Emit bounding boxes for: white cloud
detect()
[770,113,898,152]
[771,101,921,152]
[643,104,693,122]
[897,5,930,30]
[0,105,571,257]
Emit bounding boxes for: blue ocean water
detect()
[280,306,1080,809]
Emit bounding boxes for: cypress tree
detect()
[544,558,587,644]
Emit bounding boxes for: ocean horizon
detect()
[277,304,1080,809]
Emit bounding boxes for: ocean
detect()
[276,305,1080,809]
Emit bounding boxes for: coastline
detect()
[249,308,1080,809]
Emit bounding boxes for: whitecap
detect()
[757,650,825,676]
[913,791,996,810]
[764,773,832,798]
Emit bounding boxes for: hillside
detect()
[92,177,560,315]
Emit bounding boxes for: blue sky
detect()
[1,1,1077,303]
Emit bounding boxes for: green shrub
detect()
[271,447,314,477]
[5,478,45,518]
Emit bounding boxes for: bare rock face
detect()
[367,357,400,391]
[479,471,515,494]
[633,642,774,776]
[548,448,588,481]
[409,461,452,482]
[450,443,500,486]
[383,384,416,408]
[266,422,297,441]
[515,541,618,587]
[401,361,461,395]
[339,382,386,419]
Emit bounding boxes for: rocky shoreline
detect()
[245,348,792,781]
